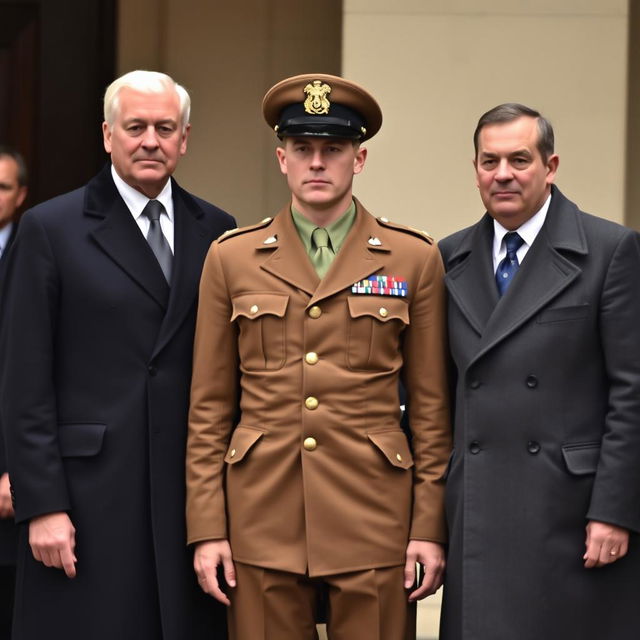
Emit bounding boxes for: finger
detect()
[206,570,231,606]
[222,554,236,588]
[403,557,416,590]
[59,545,77,579]
[409,563,441,602]
[583,539,600,569]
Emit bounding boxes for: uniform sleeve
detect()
[0,212,71,523]
[587,229,640,532]
[186,241,239,544]
[402,245,452,542]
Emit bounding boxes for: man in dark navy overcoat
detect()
[0,71,235,640]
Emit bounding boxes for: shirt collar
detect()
[493,193,551,252]
[110,164,174,221]
[291,200,357,253]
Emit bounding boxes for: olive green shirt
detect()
[291,201,356,276]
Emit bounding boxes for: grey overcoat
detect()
[439,186,640,640]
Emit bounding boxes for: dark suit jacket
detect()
[0,222,18,566]
[0,166,235,640]
[438,186,640,640]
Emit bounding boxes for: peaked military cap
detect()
[262,73,382,141]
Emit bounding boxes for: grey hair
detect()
[103,70,191,131]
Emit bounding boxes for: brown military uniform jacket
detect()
[186,199,451,577]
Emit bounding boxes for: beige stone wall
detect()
[117,0,342,226]
[343,0,629,241]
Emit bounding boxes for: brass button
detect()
[308,306,322,319]
[379,307,388,318]
[305,352,319,365]
[230,448,236,458]
[250,304,259,314]
[396,453,403,462]
[305,396,319,410]
[303,437,317,451]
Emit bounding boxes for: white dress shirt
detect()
[492,194,551,273]
[0,223,14,259]
[110,165,175,253]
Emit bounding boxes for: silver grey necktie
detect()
[141,200,173,283]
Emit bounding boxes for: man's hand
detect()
[194,539,236,606]
[404,539,445,602]
[583,520,629,568]
[29,512,77,578]
[0,473,14,519]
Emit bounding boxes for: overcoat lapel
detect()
[309,200,386,306]
[87,166,169,309]
[454,187,587,367]
[444,215,498,336]
[151,182,214,359]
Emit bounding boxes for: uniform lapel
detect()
[444,215,498,336]
[258,205,320,296]
[471,187,586,365]
[88,166,169,309]
[308,200,386,306]
[151,181,215,359]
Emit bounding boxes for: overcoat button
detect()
[305,396,319,410]
[527,441,541,454]
[148,365,157,376]
[526,375,538,388]
[303,437,317,451]
[250,304,259,314]
[305,352,319,365]
[308,306,322,319]
[469,441,481,454]
[469,380,481,389]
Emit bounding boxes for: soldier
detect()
[186,73,451,640]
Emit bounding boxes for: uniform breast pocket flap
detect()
[537,304,590,324]
[58,423,106,457]
[231,293,289,371]
[225,426,265,464]
[347,297,409,371]
[367,429,414,470]
[561,442,600,475]
[347,296,410,324]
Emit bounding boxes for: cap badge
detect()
[303,80,332,115]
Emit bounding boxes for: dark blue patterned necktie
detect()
[495,232,524,296]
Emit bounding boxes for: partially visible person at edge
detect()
[185,72,452,640]
[439,102,640,640]
[0,71,235,640]
[0,145,28,639]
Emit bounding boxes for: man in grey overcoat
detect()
[439,103,640,639]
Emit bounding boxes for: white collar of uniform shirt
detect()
[0,222,14,258]
[110,164,175,253]
[492,192,551,273]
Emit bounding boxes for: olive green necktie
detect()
[311,227,334,278]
